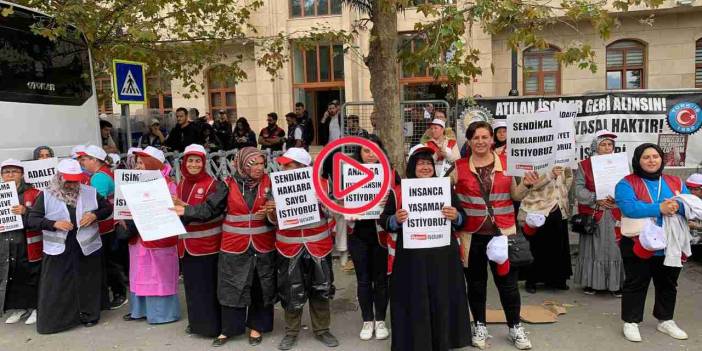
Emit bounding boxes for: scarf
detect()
[493,127,506,149]
[233,147,265,190]
[180,154,211,201]
[632,143,665,180]
[47,174,80,207]
[589,135,616,157]
[33,146,54,160]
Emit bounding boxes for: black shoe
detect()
[525,283,537,294]
[83,321,98,327]
[110,294,128,310]
[278,335,297,350]
[212,337,229,347]
[122,313,145,321]
[315,331,340,347]
[583,287,596,295]
[249,333,263,346]
[185,325,193,334]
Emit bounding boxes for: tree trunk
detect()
[367,0,405,176]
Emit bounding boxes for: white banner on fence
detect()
[114,170,163,220]
[401,177,451,249]
[0,182,23,233]
[22,158,58,190]
[270,167,321,230]
[343,164,384,220]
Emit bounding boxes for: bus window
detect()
[0,7,93,105]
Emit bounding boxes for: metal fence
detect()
[340,100,452,155]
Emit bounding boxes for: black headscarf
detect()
[406,151,436,179]
[632,143,665,180]
[493,127,506,148]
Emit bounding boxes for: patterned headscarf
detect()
[589,135,616,156]
[47,174,80,207]
[232,147,265,190]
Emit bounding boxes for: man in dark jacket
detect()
[213,110,234,151]
[165,107,204,152]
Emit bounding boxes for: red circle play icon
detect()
[312,136,392,215]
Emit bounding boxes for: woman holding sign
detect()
[379,146,471,351]
[573,130,624,296]
[0,160,42,325]
[28,159,112,334]
[121,147,181,325]
[453,121,537,350]
[614,143,691,342]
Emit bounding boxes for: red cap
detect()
[632,237,654,259]
[496,260,510,276]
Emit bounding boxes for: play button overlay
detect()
[313,136,392,216]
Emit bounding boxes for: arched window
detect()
[606,40,646,90]
[523,46,560,96]
[696,38,702,88]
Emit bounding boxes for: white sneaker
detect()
[657,320,688,340]
[24,309,37,325]
[375,321,389,340]
[5,310,26,324]
[360,321,374,340]
[471,322,488,349]
[509,323,532,350]
[623,322,642,342]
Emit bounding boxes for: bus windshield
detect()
[0,6,93,105]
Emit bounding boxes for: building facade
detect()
[98,0,702,146]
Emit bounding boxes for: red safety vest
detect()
[23,188,43,262]
[426,139,457,161]
[454,154,515,233]
[385,185,403,275]
[578,158,623,227]
[177,177,223,257]
[95,165,115,235]
[221,176,275,254]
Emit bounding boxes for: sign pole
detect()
[122,104,132,148]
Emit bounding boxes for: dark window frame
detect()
[291,43,345,89]
[96,77,113,114]
[606,39,646,90]
[290,0,342,18]
[207,69,237,119]
[695,38,702,88]
[522,45,561,96]
[146,75,172,116]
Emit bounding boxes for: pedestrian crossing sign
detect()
[112,59,147,104]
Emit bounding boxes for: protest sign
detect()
[121,178,186,241]
[271,167,320,230]
[506,109,558,176]
[22,158,58,190]
[343,164,384,220]
[0,181,23,233]
[114,170,163,219]
[591,152,630,200]
[401,177,451,249]
[553,102,578,169]
[658,134,688,167]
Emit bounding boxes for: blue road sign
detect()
[112,60,147,104]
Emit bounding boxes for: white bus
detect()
[0,0,100,161]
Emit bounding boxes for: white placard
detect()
[506,109,558,176]
[270,167,321,230]
[121,178,186,241]
[553,102,578,169]
[591,152,631,200]
[114,170,163,220]
[343,164,384,220]
[0,182,23,233]
[401,177,451,249]
[22,158,58,190]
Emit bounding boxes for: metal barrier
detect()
[340,100,452,155]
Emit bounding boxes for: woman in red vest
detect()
[172,144,225,340]
[573,130,624,296]
[0,159,42,325]
[453,121,538,350]
[122,147,181,325]
[614,143,691,342]
[379,146,470,351]
[174,146,276,347]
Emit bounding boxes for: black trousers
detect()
[621,255,681,323]
[465,234,521,327]
[524,210,572,286]
[101,232,128,301]
[348,232,388,322]
[221,273,274,337]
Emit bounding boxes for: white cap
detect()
[57,159,84,182]
[595,129,617,139]
[84,145,107,161]
[108,153,121,165]
[686,173,702,188]
[492,120,507,130]
[183,144,207,158]
[277,148,311,166]
[408,144,435,158]
[71,145,86,159]
[127,147,143,155]
[1,159,23,170]
[134,146,166,164]
[640,220,666,251]
[486,235,509,264]
[429,118,446,128]
[525,213,546,228]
